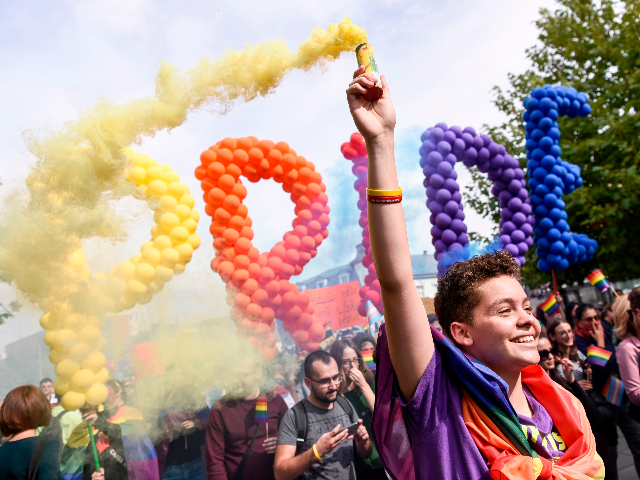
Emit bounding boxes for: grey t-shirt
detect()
[277,399,358,480]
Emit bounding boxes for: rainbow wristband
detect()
[313,444,323,461]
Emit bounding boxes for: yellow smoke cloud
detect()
[0,18,367,409]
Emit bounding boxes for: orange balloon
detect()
[261,307,276,324]
[214,208,231,224]
[251,289,268,306]
[231,183,247,200]
[217,174,236,192]
[207,162,225,179]
[226,164,242,177]
[308,323,325,342]
[200,150,217,166]
[247,247,260,262]
[222,228,240,245]
[233,149,249,167]
[257,139,274,154]
[246,302,262,317]
[217,261,235,281]
[296,313,313,330]
[237,137,254,151]
[234,237,251,255]
[248,148,264,166]
[274,141,289,154]
[265,280,280,296]
[228,215,245,231]
[195,166,207,180]
[242,278,259,295]
[223,195,240,213]
[221,137,237,151]
[217,148,233,165]
[208,188,226,206]
[247,263,261,279]
[233,255,250,269]
[282,154,296,171]
[234,293,251,308]
[240,227,254,240]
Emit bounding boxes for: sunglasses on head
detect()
[537,349,553,359]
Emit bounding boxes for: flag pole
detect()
[87,420,101,472]
[552,268,558,295]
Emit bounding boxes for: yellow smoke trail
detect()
[0,18,367,409]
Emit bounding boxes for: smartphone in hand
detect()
[339,422,360,436]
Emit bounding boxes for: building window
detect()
[416,285,424,297]
[299,285,306,292]
[338,273,350,284]
[316,279,328,288]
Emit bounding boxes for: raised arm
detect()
[346,66,434,401]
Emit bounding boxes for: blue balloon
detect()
[546,228,562,242]
[538,136,554,151]
[538,259,551,272]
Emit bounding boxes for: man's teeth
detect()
[512,336,534,343]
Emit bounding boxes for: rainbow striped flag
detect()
[587,269,610,293]
[540,294,559,316]
[255,396,268,424]
[587,345,612,367]
[361,349,376,372]
[298,351,306,363]
[602,374,625,406]
[324,324,334,340]
[274,372,285,384]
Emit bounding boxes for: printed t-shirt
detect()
[400,345,567,480]
[277,398,358,480]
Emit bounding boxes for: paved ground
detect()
[618,427,638,480]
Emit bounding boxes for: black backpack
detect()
[291,397,357,454]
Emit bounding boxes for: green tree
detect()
[467,0,640,286]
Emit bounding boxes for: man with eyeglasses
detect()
[274,350,372,480]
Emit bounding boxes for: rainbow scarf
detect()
[371,324,604,480]
[587,270,610,293]
[61,405,158,480]
[540,294,560,316]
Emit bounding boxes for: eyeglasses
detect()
[341,358,360,367]
[538,349,552,359]
[581,315,600,323]
[556,330,573,337]
[309,374,343,388]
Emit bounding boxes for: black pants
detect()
[617,410,640,477]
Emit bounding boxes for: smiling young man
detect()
[346,67,604,479]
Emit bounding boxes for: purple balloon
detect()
[448,242,464,251]
[463,126,477,136]
[502,221,516,234]
[501,168,515,182]
[437,162,453,177]
[478,148,490,162]
[443,178,459,192]
[512,212,527,226]
[435,239,447,251]
[429,200,443,214]
[508,179,521,194]
[463,147,478,162]
[443,130,457,145]
[444,200,459,216]
[517,188,529,201]
[453,138,466,154]
[507,197,523,211]
[445,153,457,165]
[423,164,436,176]
[517,242,529,255]
[461,132,474,147]
[450,219,467,234]
[430,127,444,142]
[502,207,513,221]
[457,233,469,244]
[499,234,511,246]
[437,141,452,155]
[431,225,442,239]
[511,230,526,243]
[491,154,505,169]
[451,191,462,203]
[441,229,457,245]
[454,209,465,220]
[426,186,437,198]
[505,243,519,256]
[436,188,452,204]
[429,173,445,188]
[435,212,452,229]
[521,223,533,236]
[426,151,443,166]
[477,161,490,173]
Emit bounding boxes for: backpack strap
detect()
[291,400,308,455]
[27,435,48,480]
[335,396,357,424]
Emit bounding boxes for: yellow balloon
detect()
[40,313,50,329]
[160,195,178,210]
[49,349,68,365]
[94,367,110,384]
[175,243,193,260]
[78,326,102,346]
[170,226,190,244]
[126,279,147,295]
[63,314,84,331]
[190,209,200,222]
[167,182,185,198]
[155,265,174,282]
[160,248,180,265]
[154,235,173,251]
[68,343,91,363]
[54,329,79,351]
[115,261,136,280]
[43,331,57,347]
[61,391,86,411]
[53,378,70,396]
[181,219,197,234]
[173,204,192,221]
[162,171,180,184]
[142,247,160,266]
[187,234,201,250]
[178,194,196,208]
[71,369,96,391]
[128,166,146,183]
[148,179,168,196]
[146,166,163,180]
[85,383,109,406]
[55,359,80,379]
[135,263,156,279]
[81,351,106,372]
[160,213,180,231]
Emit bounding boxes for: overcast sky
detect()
[0,0,556,352]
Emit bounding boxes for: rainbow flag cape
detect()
[324,324,334,340]
[361,349,376,372]
[371,324,604,480]
[587,345,612,367]
[540,294,559,316]
[60,406,158,480]
[602,374,625,406]
[366,300,383,333]
[255,396,268,424]
[587,269,610,293]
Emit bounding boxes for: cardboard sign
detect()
[305,280,365,331]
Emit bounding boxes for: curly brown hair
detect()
[434,250,521,342]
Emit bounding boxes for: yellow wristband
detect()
[312,443,323,461]
[366,187,402,197]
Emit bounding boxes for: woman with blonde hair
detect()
[615,292,640,408]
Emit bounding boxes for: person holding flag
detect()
[346,64,604,479]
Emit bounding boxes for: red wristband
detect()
[367,194,402,204]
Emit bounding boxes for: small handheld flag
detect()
[587,269,611,294]
[366,300,382,333]
[298,351,306,363]
[274,372,285,384]
[324,324,334,340]
[602,374,625,406]
[587,345,612,367]
[255,397,268,424]
[361,349,376,372]
[540,294,559,316]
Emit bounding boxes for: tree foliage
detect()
[468,0,640,286]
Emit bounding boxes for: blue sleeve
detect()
[38,436,61,480]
